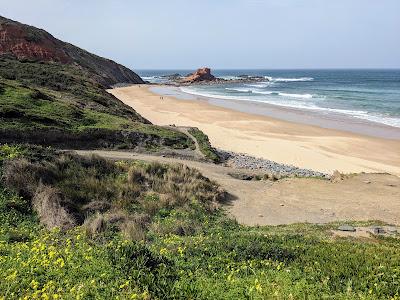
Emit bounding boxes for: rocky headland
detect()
[153,67,269,86]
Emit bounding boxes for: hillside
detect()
[0,16,192,150]
[0,16,144,87]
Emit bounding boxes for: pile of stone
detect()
[218,150,330,179]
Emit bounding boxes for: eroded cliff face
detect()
[0,16,144,87]
[0,17,71,63]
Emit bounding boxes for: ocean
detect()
[138,69,400,129]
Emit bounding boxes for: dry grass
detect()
[84,213,107,236]
[32,184,76,230]
[2,158,56,198]
[151,218,199,236]
[2,152,225,239]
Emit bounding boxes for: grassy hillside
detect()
[188,127,220,162]
[1,145,400,299]
[0,58,193,150]
[0,15,195,151]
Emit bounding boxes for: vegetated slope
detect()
[1,145,400,299]
[0,16,192,150]
[0,15,144,87]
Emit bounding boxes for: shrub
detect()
[107,241,177,297]
[1,149,225,239]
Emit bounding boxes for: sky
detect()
[0,0,399,70]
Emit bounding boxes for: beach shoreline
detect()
[109,84,400,175]
[158,86,400,140]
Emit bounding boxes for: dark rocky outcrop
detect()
[0,15,144,88]
[161,73,182,80]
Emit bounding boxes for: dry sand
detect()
[109,85,400,175]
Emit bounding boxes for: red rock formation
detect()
[182,67,216,83]
[0,18,71,63]
[0,16,144,87]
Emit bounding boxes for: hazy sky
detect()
[1,0,399,69]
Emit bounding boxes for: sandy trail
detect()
[109,85,400,175]
[77,150,400,226]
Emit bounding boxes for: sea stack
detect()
[181,67,216,83]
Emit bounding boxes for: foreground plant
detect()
[0,145,399,299]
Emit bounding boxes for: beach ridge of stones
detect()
[218,150,330,179]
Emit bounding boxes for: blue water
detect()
[138,70,400,128]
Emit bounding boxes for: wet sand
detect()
[109,85,400,175]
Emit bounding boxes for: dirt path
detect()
[166,126,204,159]
[76,150,400,226]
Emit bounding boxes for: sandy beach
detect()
[109,85,400,175]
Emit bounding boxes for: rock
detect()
[387,227,397,234]
[228,172,254,181]
[181,67,216,83]
[216,149,329,179]
[161,73,182,80]
[372,226,385,235]
[338,225,356,232]
[0,16,144,87]
[363,180,371,184]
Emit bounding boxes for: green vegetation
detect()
[188,127,220,162]
[0,58,143,121]
[0,59,193,150]
[1,144,400,299]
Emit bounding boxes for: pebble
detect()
[218,150,330,179]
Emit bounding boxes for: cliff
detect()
[0,16,144,87]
